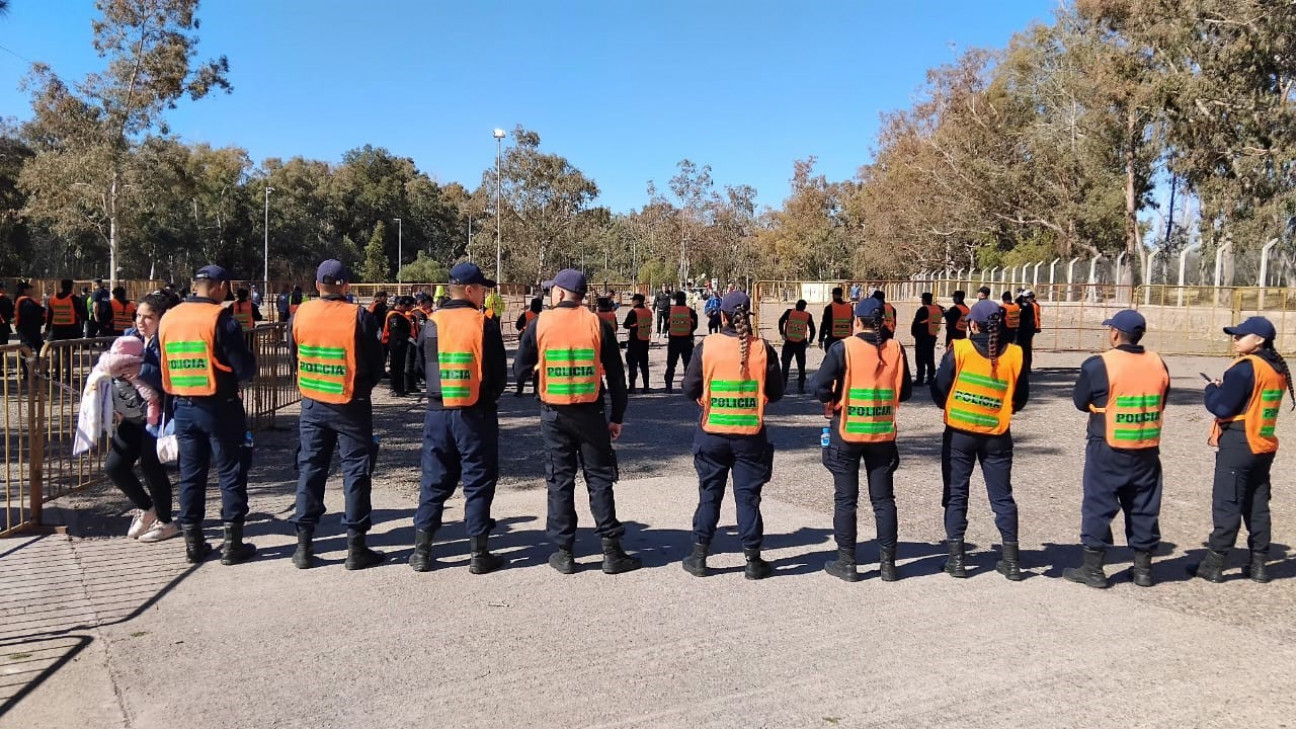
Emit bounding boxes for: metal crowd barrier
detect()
[1,323,300,537]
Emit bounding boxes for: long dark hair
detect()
[862,311,886,370]
[1262,340,1296,410]
[986,310,1004,378]
[727,303,754,377]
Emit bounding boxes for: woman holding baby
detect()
[102,291,178,542]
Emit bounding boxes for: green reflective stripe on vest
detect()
[547,383,597,395]
[1115,394,1161,407]
[1261,390,1284,402]
[706,413,760,427]
[847,388,894,400]
[298,345,345,359]
[956,372,1007,391]
[949,409,1000,428]
[710,380,758,393]
[164,341,207,354]
[169,375,210,387]
[441,352,473,364]
[300,377,344,395]
[845,422,895,434]
[1260,426,1277,437]
[544,348,595,361]
[441,386,471,397]
[1114,427,1161,441]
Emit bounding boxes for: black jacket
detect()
[422,299,508,410]
[514,301,628,424]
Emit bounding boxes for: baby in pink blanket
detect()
[98,336,162,426]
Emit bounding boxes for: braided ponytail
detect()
[870,312,886,370]
[987,311,1003,379]
[1264,342,1296,411]
[732,303,752,377]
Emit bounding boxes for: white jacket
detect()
[73,369,113,456]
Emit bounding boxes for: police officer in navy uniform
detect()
[663,290,698,392]
[680,291,784,579]
[1064,310,1169,588]
[383,296,414,396]
[289,260,386,571]
[514,269,640,575]
[410,263,509,574]
[158,265,257,565]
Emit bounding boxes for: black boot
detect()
[797,381,805,395]
[682,542,710,577]
[1131,550,1154,587]
[744,548,772,580]
[345,532,385,571]
[944,539,967,578]
[878,545,898,582]
[408,529,435,572]
[182,525,212,564]
[601,538,641,574]
[291,527,314,570]
[824,547,861,582]
[1244,551,1269,584]
[220,522,256,566]
[1192,549,1228,583]
[1063,547,1109,588]
[995,541,1023,581]
[468,534,504,575]
[549,547,577,574]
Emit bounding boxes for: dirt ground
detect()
[3,339,1295,728]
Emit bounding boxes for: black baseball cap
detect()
[542,269,588,296]
[1224,316,1276,341]
[194,265,231,283]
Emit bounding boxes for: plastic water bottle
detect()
[820,426,831,448]
[243,430,254,448]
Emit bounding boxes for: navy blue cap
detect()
[449,262,496,288]
[316,259,350,285]
[968,299,1002,324]
[542,269,588,296]
[1224,316,1276,341]
[193,265,231,283]
[854,297,883,318]
[1102,309,1146,334]
[720,290,750,314]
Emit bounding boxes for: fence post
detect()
[1067,257,1080,302]
[1114,252,1127,303]
[1088,255,1103,302]
[1143,249,1159,305]
[1033,261,1043,289]
[1049,258,1060,301]
[1214,238,1233,307]
[29,349,46,528]
[1177,244,1196,306]
[1259,237,1278,309]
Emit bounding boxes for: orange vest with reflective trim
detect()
[232,300,254,331]
[669,305,693,337]
[49,293,76,327]
[382,310,405,344]
[1088,349,1168,449]
[1032,302,1041,330]
[632,306,652,341]
[1002,302,1021,329]
[924,304,943,336]
[943,338,1022,435]
[537,307,604,405]
[431,307,485,408]
[954,303,970,333]
[159,302,230,396]
[699,333,768,435]
[829,302,853,339]
[784,309,811,343]
[292,299,359,404]
[1211,354,1285,454]
[882,303,896,333]
[597,310,617,327]
[111,299,137,331]
[836,337,903,443]
[522,310,539,329]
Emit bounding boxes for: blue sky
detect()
[0,0,1056,212]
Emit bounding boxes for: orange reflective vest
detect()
[784,310,811,343]
[943,338,1023,435]
[954,303,970,334]
[632,306,653,342]
[1032,302,1041,330]
[537,307,604,405]
[699,333,768,435]
[232,300,254,331]
[293,299,359,404]
[159,302,231,396]
[382,310,406,345]
[835,337,904,443]
[522,310,539,330]
[48,293,76,327]
[111,299,137,332]
[597,310,617,327]
[924,304,943,337]
[882,303,897,333]
[1210,354,1286,454]
[829,302,853,339]
[1002,302,1021,329]
[431,307,485,408]
[1088,349,1168,449]
[669,305,692,337]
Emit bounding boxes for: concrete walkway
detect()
[3,473,1295,729]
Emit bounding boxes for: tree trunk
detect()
[1122,108,1140,293]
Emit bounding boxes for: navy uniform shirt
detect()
[288,295,385,399]
[1204,348,1289,420]
[514,301,628,424]
[422,299,507,410]
[682,329,785,413]
[1073,344,1170,442]
[181,296,256,398]
[931,332,1030,414]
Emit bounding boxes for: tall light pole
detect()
[263,185,273,318]
[394,217,403,285]
[494,128,505,284]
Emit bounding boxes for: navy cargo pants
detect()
[414,406,499,537]
[823,433,899,551]
[292,397,376,534]
[691,429,772,550]
[174,395,249,527]
[1080,438,1162,552]
[940,427,1018,542]
[541,403,624,550]
[1208,427,1274,554]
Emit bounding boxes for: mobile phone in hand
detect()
[1200,372,1213,383]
